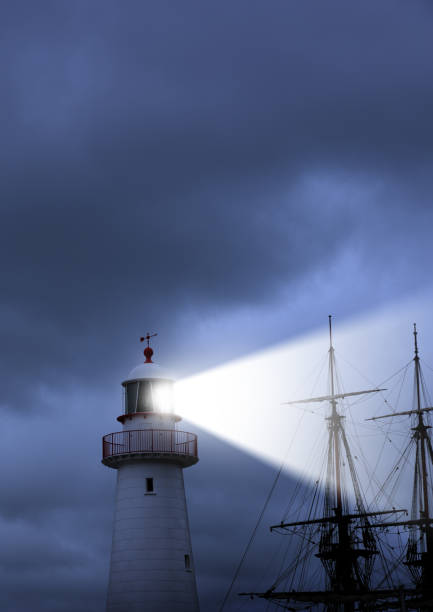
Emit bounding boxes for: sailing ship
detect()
[242,317,433,611]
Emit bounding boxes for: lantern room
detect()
[122,363,175,415]
[116,334,180,424]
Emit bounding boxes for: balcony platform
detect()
[102,429,198,469]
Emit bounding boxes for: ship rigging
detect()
[238,318,433,611]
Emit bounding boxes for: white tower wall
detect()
[107,461,199,612]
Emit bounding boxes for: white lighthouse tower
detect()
[103,334,200,612]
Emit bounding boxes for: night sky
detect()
[1,2,433,611]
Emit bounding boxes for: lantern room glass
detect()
[124,379,174,414]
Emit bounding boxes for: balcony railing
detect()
[102,429,198,460]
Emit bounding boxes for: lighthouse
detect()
[102,334,200,612]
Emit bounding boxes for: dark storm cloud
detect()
[2,0,433,407]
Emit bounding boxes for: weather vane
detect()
[140,332,157,363]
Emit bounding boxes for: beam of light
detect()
[175,291,433,487]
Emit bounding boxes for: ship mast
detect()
[325,315,360,603]
[243,317,406,610]
[413,323,431,540]
[329,315,343,517]
[368,324,433,600]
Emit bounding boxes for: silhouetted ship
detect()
[243,317,433,611]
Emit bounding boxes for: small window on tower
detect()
[184,554,191,570]
[146,478,154,493]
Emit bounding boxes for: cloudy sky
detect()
[1,1,433,610]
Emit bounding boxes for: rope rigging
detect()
[230,320,433,611]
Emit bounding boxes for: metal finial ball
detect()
[143,346,154,363]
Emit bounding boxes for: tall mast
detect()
[242,317,412,610]
[414,323,430,523]
[367,324,433,601]
[329,315,342,515]
[412,323,433,596]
